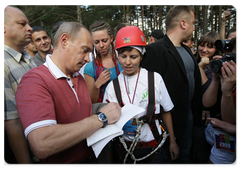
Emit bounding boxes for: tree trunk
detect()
[136,6,139,27]
[158,6,163,30]
[123,6,126,23]
[194,6,199,43]
[218,6,222,32]
[214,6,218,32]
[77,5,82,23]
[202,5,208,34]
[127,5,130,23]
[153,6,156,30]
[142,5,144,32]
[210,6,213,31]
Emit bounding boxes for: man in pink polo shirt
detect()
[16,22,121,163]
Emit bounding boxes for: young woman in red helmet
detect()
[103,26,179,163]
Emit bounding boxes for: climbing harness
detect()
[118,121,168,163]
[113,71,169,164]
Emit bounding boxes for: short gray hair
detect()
[52,22,86,48]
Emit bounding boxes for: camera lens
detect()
[214,39,233,52]
[214,39,225,51]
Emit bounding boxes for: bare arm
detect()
[219,10,232,39]
[5,118,32,163]
[219,61,236,124]
[219,16,227,39]
[27,102,121,159]
[202,73,220,107]
[202,56,222,107]
[84,74,100,103]
[198,57,210,85]
[84,70,110,103]
[161,111,179,160]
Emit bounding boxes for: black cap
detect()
[150,30,164,40]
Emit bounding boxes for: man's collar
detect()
[4,44,31,63]
[44,54,79,79]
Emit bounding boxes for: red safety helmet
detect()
[115,26,146,50]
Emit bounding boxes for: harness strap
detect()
[112,71,168,163]
[113,72,163,142]
[145,71,155,124]
[113,77,124,107]
[145,71,162,143]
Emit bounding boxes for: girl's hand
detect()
[198,57,209,69]
[95,69,111,88]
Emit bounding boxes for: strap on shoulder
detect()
[113,77,124,107]
[146,71,164,143]
[145,71,155,124]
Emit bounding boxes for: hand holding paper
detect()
[87,103,145,157]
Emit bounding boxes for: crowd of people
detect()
[4,5,236,164]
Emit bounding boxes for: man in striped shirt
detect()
[4,6,36,163]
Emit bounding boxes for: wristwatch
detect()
[96,112,108,128]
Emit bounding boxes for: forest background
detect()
[15,5,236,44]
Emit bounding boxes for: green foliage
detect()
[82,5,124,30]
[16,5,81,33]
[14,5,236,42]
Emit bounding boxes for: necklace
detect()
[123,69,140,104]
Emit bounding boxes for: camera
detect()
[214,39,233,53]
[210,39,236,74]
[210,53,236,74]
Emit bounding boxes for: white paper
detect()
[86,103,145,157]
[91,130,123,157]
[87,124,121,146]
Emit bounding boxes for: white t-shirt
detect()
[103,68,174,142]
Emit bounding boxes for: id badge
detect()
[122,118,138,136]
[215,133,235,152]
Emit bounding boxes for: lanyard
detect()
[123,69,140,104]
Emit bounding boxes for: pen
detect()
[106,99,110,103]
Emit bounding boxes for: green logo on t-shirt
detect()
[142,91,148,100]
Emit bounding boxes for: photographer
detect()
[203,38,236,164]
